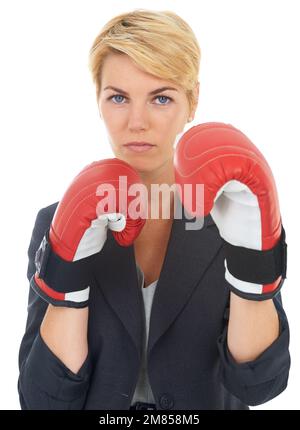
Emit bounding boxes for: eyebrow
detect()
[103,85,178,96]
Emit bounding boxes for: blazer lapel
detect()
[147,209,223,355]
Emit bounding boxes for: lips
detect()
[124,141,154,146]
[123,142,155,153]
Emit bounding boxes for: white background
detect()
[0,0,299,410]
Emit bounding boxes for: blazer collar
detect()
[93,201,222,359]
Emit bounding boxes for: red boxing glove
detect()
[31,158,145,307]
[174,122,287,301]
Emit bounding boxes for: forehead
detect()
[101,53,180,90]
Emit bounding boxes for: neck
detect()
[138,157,175,221]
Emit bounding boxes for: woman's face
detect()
[98,53,197,173]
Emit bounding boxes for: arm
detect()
[40,305,89,374]
[227,293,279,363]
[174,122,290,406]
[18,205,92,410]
[19,159,145,410]
[217,292,290,406]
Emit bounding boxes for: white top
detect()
[131,263,157,405]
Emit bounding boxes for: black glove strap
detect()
[224,226,287,284]
[34,228,96,293]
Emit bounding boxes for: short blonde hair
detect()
[88,8,201,115]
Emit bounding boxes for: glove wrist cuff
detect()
[224,226,287,285]
[30,228,94,307]
[223,226,287,301]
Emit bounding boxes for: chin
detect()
[115,153,159,174]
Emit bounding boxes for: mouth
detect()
[123,142,155,153]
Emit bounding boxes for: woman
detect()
[18,9,290,410]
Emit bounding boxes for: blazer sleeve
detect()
[217,293,291,406]
[18,204,92,410]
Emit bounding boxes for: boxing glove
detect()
[31,158,146,308]
[174,122,287,301]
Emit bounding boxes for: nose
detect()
[127,104,149,132]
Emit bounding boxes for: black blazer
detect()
[18,201,290,410]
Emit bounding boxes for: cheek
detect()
[101,111,124,134]
[156,104,187,125]
[99,102,119,125]
[155,113,186,138]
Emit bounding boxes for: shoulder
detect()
[32,201,59,237]
[33,201,59,239]
[31,201,59,238]
[29,201,59,250]
[35,201,59,225]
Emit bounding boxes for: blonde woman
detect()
[18,9,290,410]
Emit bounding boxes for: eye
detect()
[109,94,126,104]
[155,95,172,105]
